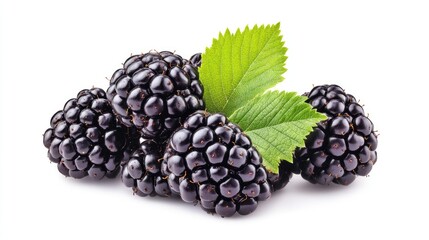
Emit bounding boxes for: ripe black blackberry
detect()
[106,51,205,141]
[294,84,378,185]
[163,111,271,217]
[43,88,140,179]
[267,160,299,192]
[121,140,172,197]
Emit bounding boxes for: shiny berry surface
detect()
[43,88,139,179]
[294,85,378,185]
[267,160,299,192]
[121,140,173,197]
[106,51,205,141]
[164,111,271,217]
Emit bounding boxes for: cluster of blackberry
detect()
[43,50,378,217]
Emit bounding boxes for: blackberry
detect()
[267,160,299,192]
[43,88,140,179]
[121,140,172,197]
[106,51,205,141]
[163,111,271,217]
[294,84,378,185]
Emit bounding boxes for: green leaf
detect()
[200,23,287,116]
[229,91,327,173]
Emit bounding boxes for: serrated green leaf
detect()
[200,23,287,116]
[229,91,327,173]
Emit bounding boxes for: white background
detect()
[1,0,428,239]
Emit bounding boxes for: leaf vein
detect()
[221,27,279,112]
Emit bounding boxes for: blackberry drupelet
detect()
[189,53,202,68]
[43,88,140,179]
[106,51,205,141]
[121,140,172,197]
[267,160,299,192]
[294,84,378,185]
[163,111,271,217]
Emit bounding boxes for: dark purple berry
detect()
[294,84,378,186]
[121,140,173,197]
[164,111,270,217]
[43,88,139,180]
[106,51,205,141]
